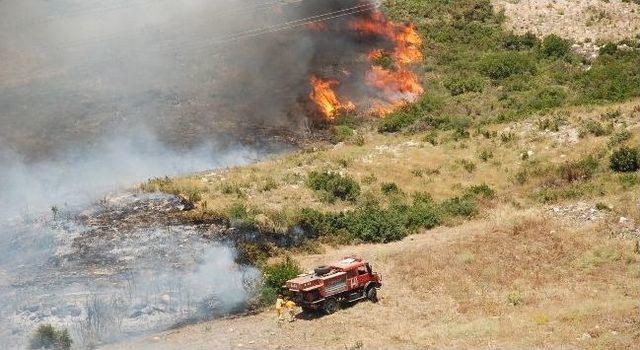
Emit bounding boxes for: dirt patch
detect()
[494,0,640,42]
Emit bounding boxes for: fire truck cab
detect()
[285,256,382,314]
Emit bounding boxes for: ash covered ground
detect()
[0,193,262,348]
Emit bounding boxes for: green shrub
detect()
[457,159,476,173]
[381,182,401,195]
[577,50,640,102]
[307,170,361,201]
[372,51,396,70]
[507,291,523,306]
[333,125,354,143]
[528,86,567,110]
[378,110,418,133]
[619,173,639,188]
[443,74,484,95]
[405,195,442,230]
[537,116,565,131]
[479,51,536,80]
[260,177,279,192]
[478,148,493,162]
[599,43,618,56]
[464,184,496,199]
[608,130,631,146]
[263,256,301,294]
[228,202,249,220]
[582,119,612,137]
[558,155,599,183]
[29,324,72,350]
[503,32,539,50]
[344,204,409,243]
[539,34,572,59]
[378,94,444,133]
[441,196,477,217]
[610,146,640,172]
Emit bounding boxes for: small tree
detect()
[610,146,640,172]
[540,34,571,59]
[29,324,72,350]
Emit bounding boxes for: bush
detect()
[607,129,633,146]
[443,74,484,96]
[507,291,523,306]
[441,197,477,217]
[464,184,495,199]
[307,170,361,201]
[503,32,539,50]
[333,125,354,143]
[577,50,640,102]
[378,94,444,133]
[539,34,572,59]
[377,110,418,133]
[344,205,409,243]
[528,86,567,110]
[582,119,612,137]
[610,146,640,172]
[479,51,536,80]
[599,43,618,56]
[405,194,441,230]
[381,182,401,195]
[263,256,301,294]
[29,324,72,350]
[557,155,599,183]
[228,202,250,220]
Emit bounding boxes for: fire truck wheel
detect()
[322,298,339,315]
[366,287,378,302]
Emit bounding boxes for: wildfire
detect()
[308,9,424,121]
[309,75,354,121]
[365,66,423,96]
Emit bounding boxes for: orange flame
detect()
[351,11,424,116]
[308,11,424,120]
[366,66,423,96]
[309,75,355,121]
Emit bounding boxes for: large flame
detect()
[309,75,355,121]
[365,66,423,96]
[308,10,424,121]
[353,11,423,116]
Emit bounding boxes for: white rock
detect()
[579,333,592,341]
[619,217,628,224]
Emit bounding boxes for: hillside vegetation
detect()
[133,1,640,348]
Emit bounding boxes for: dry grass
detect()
[143,99,640,227]
[103,207,640,349]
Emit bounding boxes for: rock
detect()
[579,332,592,341]
[619,217,628,224]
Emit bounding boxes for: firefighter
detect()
[275,294,285,322]
[285,298,297,322]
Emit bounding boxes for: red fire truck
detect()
[285,256,382,314]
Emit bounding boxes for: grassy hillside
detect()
[139,0,639,297]
[122,1,640,348]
